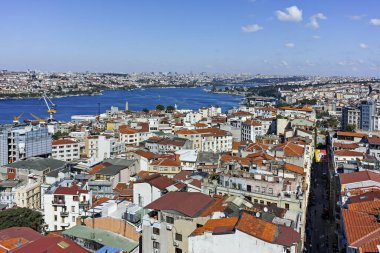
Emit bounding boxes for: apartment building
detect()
[44,185,92,231]
[52,139,80,161]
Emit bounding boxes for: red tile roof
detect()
[52,139,77,145]
[340,170,380,185]
[54,186,88,195]
[334,150,365,157]
[284,163,305,175]
[273,142,305,157]
[242,120,261,126]
[145,192,214,217]
[12,236,89,253]
[139,173,176,190]
[368,135,380,145]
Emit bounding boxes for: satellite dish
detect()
[256,212,261,218]
[264,207,268,212]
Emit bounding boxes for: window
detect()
[71,206,75,212]
[153,241,160,249]
[285,203,290,210]
[247,185,251,192]
[196,224,203,228]
[175,248,182,253]
[175,233,182,241]
[72,216,76,222]
[260,200,264,204]
[54,215,57,221]
[255,186,260,192]
[268,188,273,194]
[166,216,174,224]
[54,206,57,211]
[153,227,160,235]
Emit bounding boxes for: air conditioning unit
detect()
[166,224,173,230]
[173,241,179,247]
[154,249,159,253]
[151,234,157,240]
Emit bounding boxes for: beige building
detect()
[14,177,41,209]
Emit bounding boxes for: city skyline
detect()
[1,0,380,76]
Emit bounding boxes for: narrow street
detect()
[305,161,336,253]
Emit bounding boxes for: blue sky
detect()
[1,0,380,76]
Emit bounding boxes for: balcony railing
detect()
[60,211,69,217]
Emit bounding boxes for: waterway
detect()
[0,87,243,123]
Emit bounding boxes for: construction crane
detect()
[13,113,24,125]
[30,113,46,124]
[42,93,57,120]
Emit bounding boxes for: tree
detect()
[142,108,149,113]
[166,105,175,113]
[52,131,64,140]
[345,124,356,132]
[0,208,44,232]
[156,104,165,111]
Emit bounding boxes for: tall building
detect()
[0,124,52,166]
[360,100,376,131]
[341,107,360,130]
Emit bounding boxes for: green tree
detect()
[52,131,64,140]
[156,104,165,111]
[345,124,356,132]
[142,108,149,113]
[166,105,175,112]
[0,208,44,232]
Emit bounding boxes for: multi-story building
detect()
[14,175,41,209]
[44,185,91,231]
[360,100,376,131]
[142,192,216,253]
[0,124,52,166]
[241,120,262,142]
[84,135,124,161]
[52,139,80,161]
[341,107,360,130]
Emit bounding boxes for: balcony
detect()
[52,199,66,205]
[79,201,90,208]
[60,211,69,217]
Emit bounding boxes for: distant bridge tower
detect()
[125,101,129,111]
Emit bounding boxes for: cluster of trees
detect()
[0,208,44,232]
[142,105,176,113]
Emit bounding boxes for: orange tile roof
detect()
[284,163,305,175]
[279,106,313,112]
[133,150,157,160]
[242,120,261,126]
[119,125,138,134]
[220,154,252,166]
[348,199,380,215]
[273,142,305,157]
[175,129,199,135]
[190,217,239,236]
[334,150,365,157]
[342,209,380,245]
[245,143,269,152]
[151,157,181,167]
[337,131,368,138]
[0,237,29,251]
[340,170,380,185]
[236,212,276,243]
[89,162,112,175]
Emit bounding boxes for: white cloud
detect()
[241,24,263,33]
[348,15,366,21]
[281,60,289,66]
[285,43,295,48]
[276,6,303,22]
[370,19,380,26]
[312,35,321,39]
[359,43,368,49]
[307,13,327,29]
